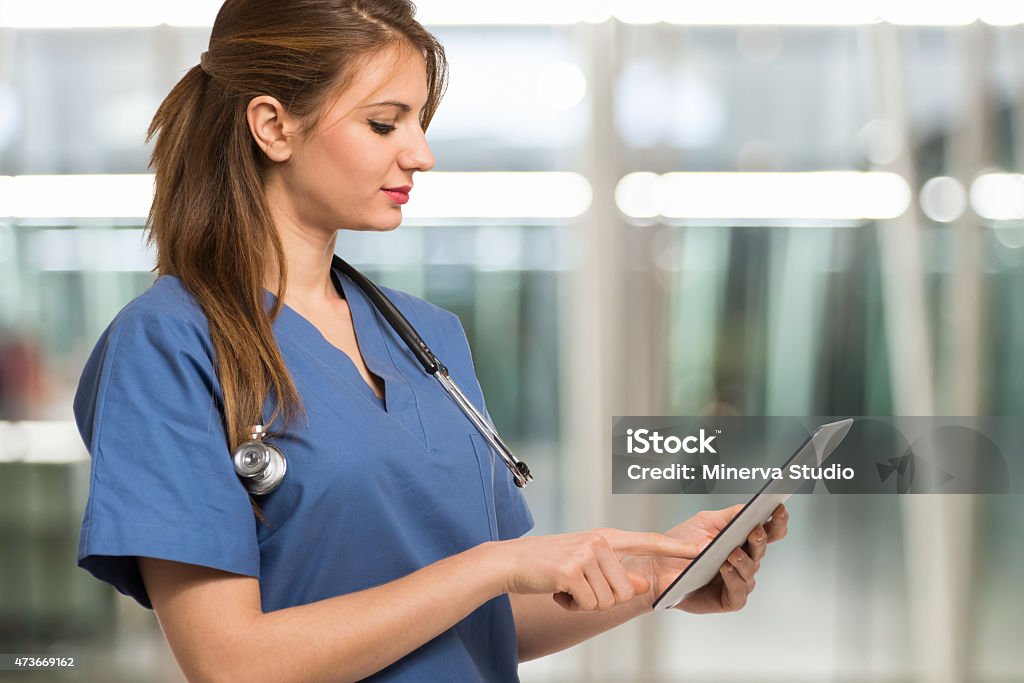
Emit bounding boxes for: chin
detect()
[379,213,404,231]
[344,216,403,233]
[375,218,402,232]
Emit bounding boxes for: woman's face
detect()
[259,44,436,235]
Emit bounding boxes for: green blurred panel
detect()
[0,463,114,650]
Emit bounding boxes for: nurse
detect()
[73,1,789,681]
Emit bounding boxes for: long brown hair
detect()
[143,0,447,524]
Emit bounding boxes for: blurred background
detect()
[1,1,1022,681]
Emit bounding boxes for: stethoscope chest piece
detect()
[232,424,287,496]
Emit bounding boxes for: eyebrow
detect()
[360,100,425,113]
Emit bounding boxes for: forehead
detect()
[326,44,428,122]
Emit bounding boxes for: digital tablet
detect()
[652,418,854,610]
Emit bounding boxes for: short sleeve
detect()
[73,310,260,609]
[442,312,535,541]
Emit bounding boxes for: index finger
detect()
[598,529,703,558]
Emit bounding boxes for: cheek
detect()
[324,129,386,175]
[290,127,396,225]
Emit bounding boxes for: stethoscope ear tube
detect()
[334,257,440,375]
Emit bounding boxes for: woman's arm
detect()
[140,544,501,683]
[140,530,696,683]
[510,591,651,662]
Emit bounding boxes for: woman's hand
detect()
[625,503,789,614]
[498,530,703,613]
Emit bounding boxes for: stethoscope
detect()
[232,255,533,496]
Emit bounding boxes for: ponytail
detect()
[143,0,448,525]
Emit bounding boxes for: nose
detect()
[399,126,435,173]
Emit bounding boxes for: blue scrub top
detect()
[73,257,534,682]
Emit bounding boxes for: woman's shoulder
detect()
[121,274,208,323]
[89,275,216,368]
[106,274,211,339]
[73,276,219,451]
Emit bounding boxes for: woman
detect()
[73,1,788,681]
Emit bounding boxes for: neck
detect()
[263,183,341,307]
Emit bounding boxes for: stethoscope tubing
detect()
[234,257,534,495]
[334,256,533,488]
[432,368,532,487]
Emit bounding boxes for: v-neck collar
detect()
[263,261,428,449]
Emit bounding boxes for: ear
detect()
[246,95,300,163]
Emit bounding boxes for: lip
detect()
[381,185,411,205]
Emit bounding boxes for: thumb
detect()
[721,503,744,518]
[628,572,650,595]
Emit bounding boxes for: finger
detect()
[727,547,758,585]
[697,504,745,531]
[724,503,744,517]
[563,572,599,612]
[552,591,574,610]
[627,572,651,596]
[552,563,599,612]
[766,504,789,543]
[715,504,745,523]
[601,529,702,558]
[583,560,617,611]
[594,548,640,604]
[745,525,768,563]
[719,563,748,611]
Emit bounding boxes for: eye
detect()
[368,120,396,136]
